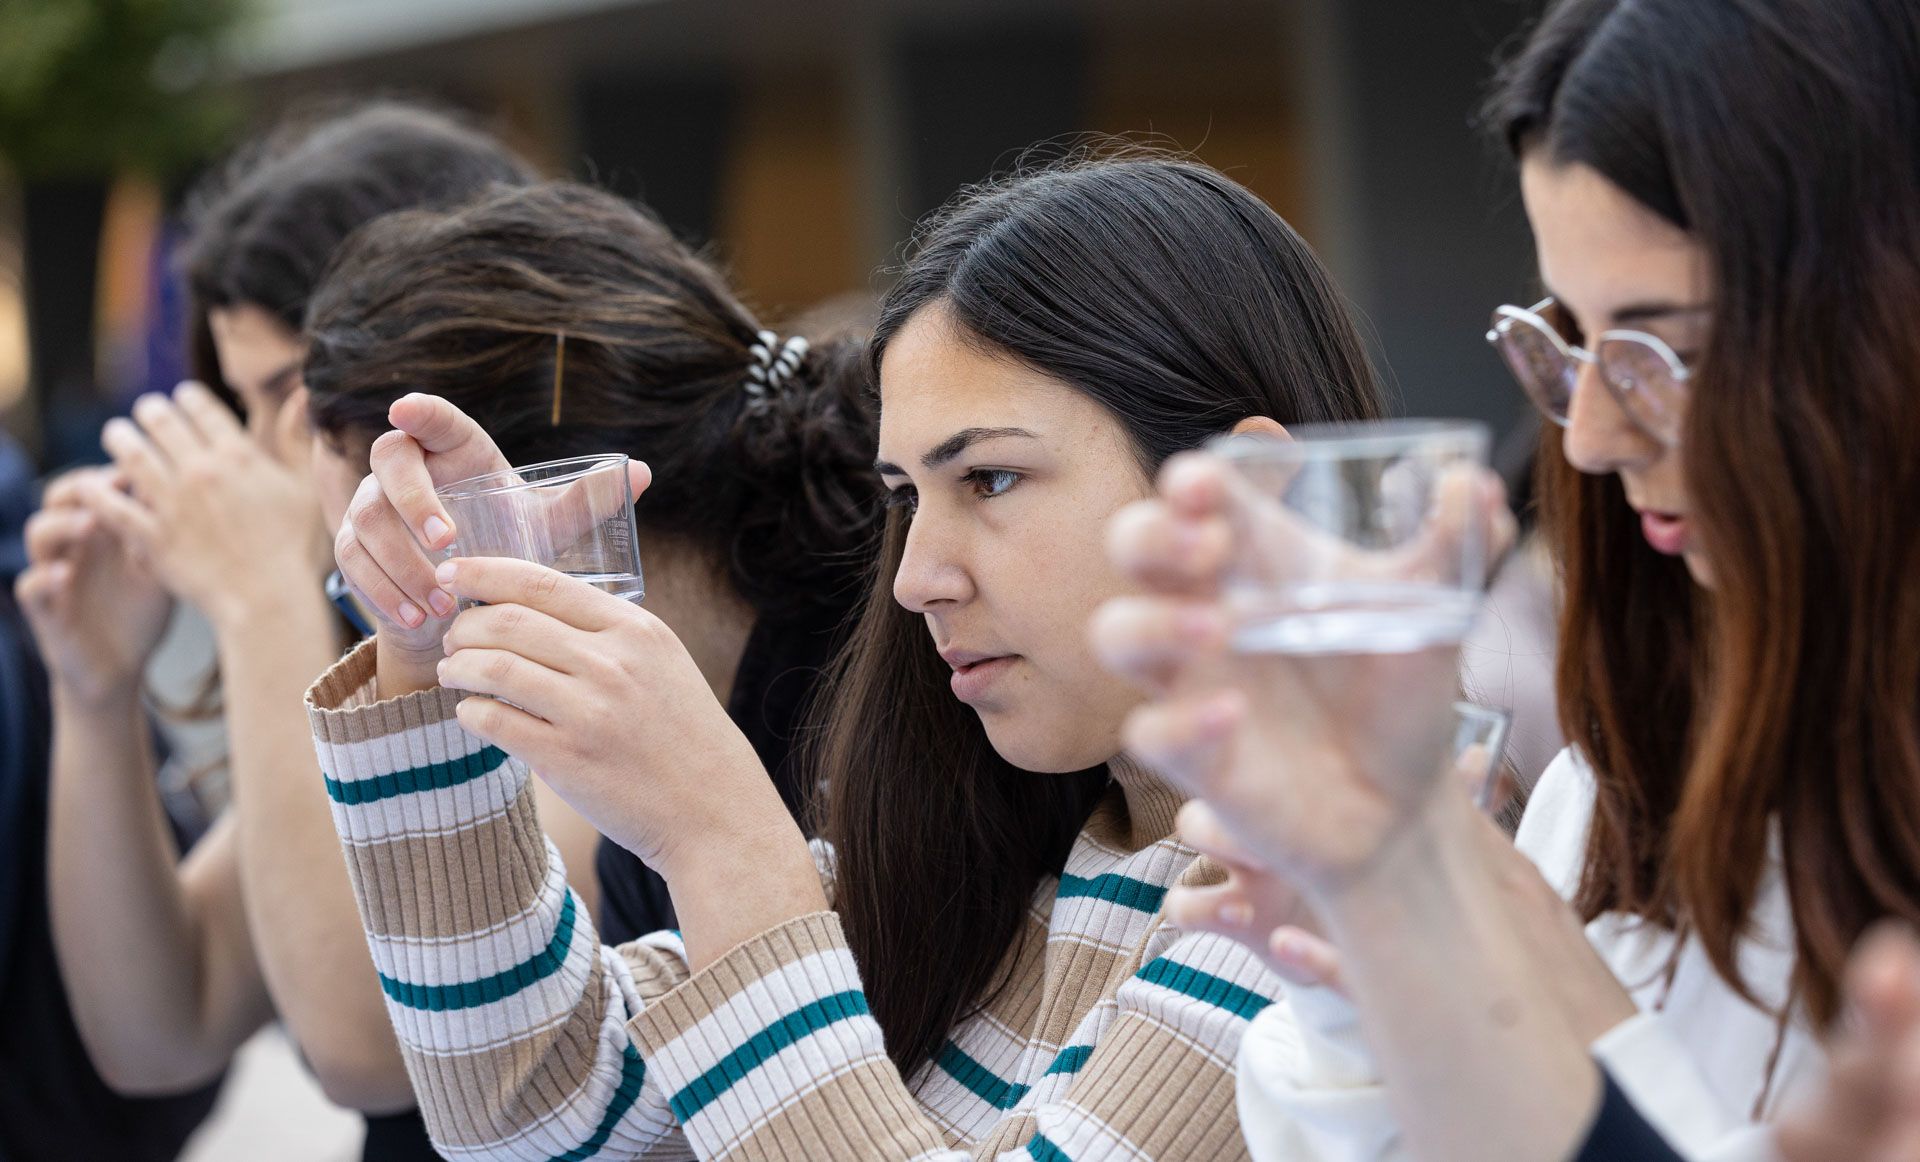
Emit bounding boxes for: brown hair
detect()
[1489,0,1920,1028]
[181,99,535,406]
[813,153,1386,1076]
[302,182,880,621]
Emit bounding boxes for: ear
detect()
[1229,415,1290,441]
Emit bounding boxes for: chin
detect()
[1682,550,1716,589]
[975,709,1111,774]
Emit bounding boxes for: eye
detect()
[964,468,1022,499]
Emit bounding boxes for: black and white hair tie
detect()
[744,330,810,412]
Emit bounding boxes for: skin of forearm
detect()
[664,813,828,974]
[1309,788,1602,1162]
[215,588,420,1112]
[46,688,272,1092]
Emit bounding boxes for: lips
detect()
[1638,509,1691,556]
[941,648,1019,703]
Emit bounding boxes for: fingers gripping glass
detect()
[1485,298,1691,446]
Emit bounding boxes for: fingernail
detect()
[427,589,456,618]
[436,658,448,680]
[435,560,457,585]
[423,516,450,546]
[1218,902,1254,928]
[398,601,424,628]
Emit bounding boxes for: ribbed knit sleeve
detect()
[308,640,690,1160]
[311,640,1280,1160]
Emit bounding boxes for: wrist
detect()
[201,559,329,633]
[1305,782,1481,926]
[374,630,448,699]
[52,678,144,720]
[660,812,826,972]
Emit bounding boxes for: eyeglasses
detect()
[1485,298,1692,446]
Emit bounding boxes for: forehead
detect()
[1519,157,1709,319]
[207,303,302,387]
[876,304,1117,456]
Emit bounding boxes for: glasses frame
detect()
[1485,297,1693,447]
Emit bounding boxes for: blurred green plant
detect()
[0,0,248,179]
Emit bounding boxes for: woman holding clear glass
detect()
[1091,0,1920,1158]
[307,154,1387,1160]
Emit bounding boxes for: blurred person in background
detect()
[13,101,553,1162]
[0,428,224,1161]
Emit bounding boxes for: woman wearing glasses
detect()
[1092,0,1920,1158]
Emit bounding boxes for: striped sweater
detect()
[307,639,1284,1160]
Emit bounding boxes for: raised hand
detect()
[1091,450,1510,892]
[15,468,174,707]
[88,383,327,630]
[333,393,651,681]
[430,555,780,872]
[1777,926,1920,1162]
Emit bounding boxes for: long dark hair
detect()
[1487,0,1920,1029]
[815,153,1386,1075]
[181,100,536,404]
[302,181,880,621]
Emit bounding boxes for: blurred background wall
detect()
[0,0,1545,477]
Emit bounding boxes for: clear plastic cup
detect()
[436,453,644,605]
[1210,420,1492,656]
[1450,700,1515,814]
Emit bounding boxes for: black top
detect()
[1573,1069,1685,1162]
[0,556,220,1161]
[596,600,851,945]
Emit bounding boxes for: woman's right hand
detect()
[15,468,175,708]
[337,393,651,694]
[333,395,514,689]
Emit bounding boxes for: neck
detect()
[637,543,757,703]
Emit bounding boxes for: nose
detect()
[891,505,975,613]
[1561,359,1661,476]
[245,400,279,450]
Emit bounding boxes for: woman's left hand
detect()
[1165,800,1346,993]
[91,382,330,628]
[433,555,800,878]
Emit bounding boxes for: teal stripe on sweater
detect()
[1044,1044,1093,1076]
[546,1042,647,1161]
[1133,956,1272,1020]
[668,990,870,1123]
[1026,1132,1072,1161]
[1055,872,1168,914]
[324,744,508,805]
[937,1042,1030,1109]
[380,891,578,1012]
[938,1040,1095,1110]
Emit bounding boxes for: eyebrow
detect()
[256,361,303,395]
[1610,302,1712,326]
[873,426,1038,476]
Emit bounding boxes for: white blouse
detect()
[1235,747,1824,1161]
